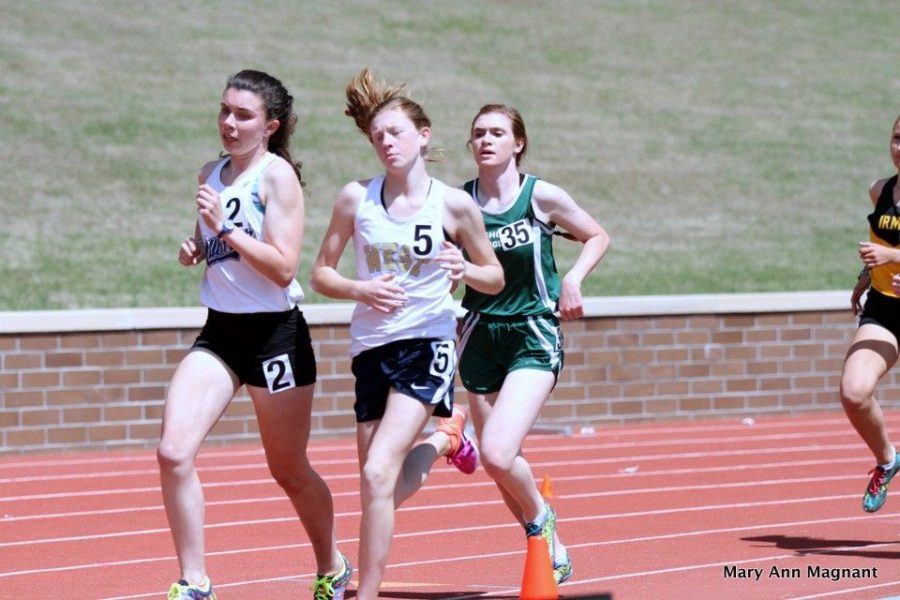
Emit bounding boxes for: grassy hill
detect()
[3,0,899,309]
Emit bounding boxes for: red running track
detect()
[1,411,899,600]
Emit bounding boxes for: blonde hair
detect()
[344,67,440,160]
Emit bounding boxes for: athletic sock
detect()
[554,539,569,564]
[530,503,548,527]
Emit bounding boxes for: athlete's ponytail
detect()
[344,67,440,161]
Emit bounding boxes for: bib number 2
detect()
[262,353,296,394]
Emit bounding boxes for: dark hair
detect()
[344,67,439,161]
[225,69,304,185]
[469,103,529,166]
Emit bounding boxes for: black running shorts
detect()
[351,338,456,422]
[191,306,317,392]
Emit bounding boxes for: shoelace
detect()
[168,583,192,600]
[311,578,336,600]
[311,563,347,600]
[169,580,212,600]
[868,467,887,495]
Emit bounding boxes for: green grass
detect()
[3,0,898,309]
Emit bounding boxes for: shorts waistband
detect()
[467,312,557,323]
[868,287,900,302]
[207,305,299,322]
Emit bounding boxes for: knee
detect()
[840,377,875,411]
[269,461,315,495]
[361,459,395,498]
[156,439,195,476]
[479,442,516,478]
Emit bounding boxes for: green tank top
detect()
[462,175,560,316]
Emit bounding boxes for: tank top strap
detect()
[206,157,230,187]
[875,174,898,212]
[249,155,277,212]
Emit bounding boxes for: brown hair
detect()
[344,67,439,160]
[469,103,529,166]
[226,69,304,185]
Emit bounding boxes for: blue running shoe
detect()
[311,554,352,600]
[863,457,900,512]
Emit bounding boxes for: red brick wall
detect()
[2,293,898,454]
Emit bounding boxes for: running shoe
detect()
[436,407,479,474]
[311,553,352,600]
[526,502,573,583]
[525,502,556,560]
[553,552,574,585]
[167,579,216,600]
[863,457,900,512]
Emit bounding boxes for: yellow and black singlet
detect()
[867,174,900,298]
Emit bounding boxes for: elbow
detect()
[599,229,611,250]
[275,275,296,289]
[588,229,611,258]
[273,266,298,289]
[309,266,335,297]
[308,269,324,295]
[487,268,505,295]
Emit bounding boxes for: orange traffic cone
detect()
[520,535,558,600]
[540,474,554,499]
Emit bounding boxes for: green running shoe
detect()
[167,579,216,600]
[863,457,900,512]
[525,502,567,580]
[311,554,352,600]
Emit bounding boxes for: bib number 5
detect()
[429,340,456,377]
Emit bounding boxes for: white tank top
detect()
[350,176,457,356]
[198,153,304,313]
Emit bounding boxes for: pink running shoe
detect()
[437,407,479,474]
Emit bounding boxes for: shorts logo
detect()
[262,353,296,394]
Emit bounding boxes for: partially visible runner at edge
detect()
[846,113,900,514]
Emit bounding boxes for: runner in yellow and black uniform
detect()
[842,115,900,514]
